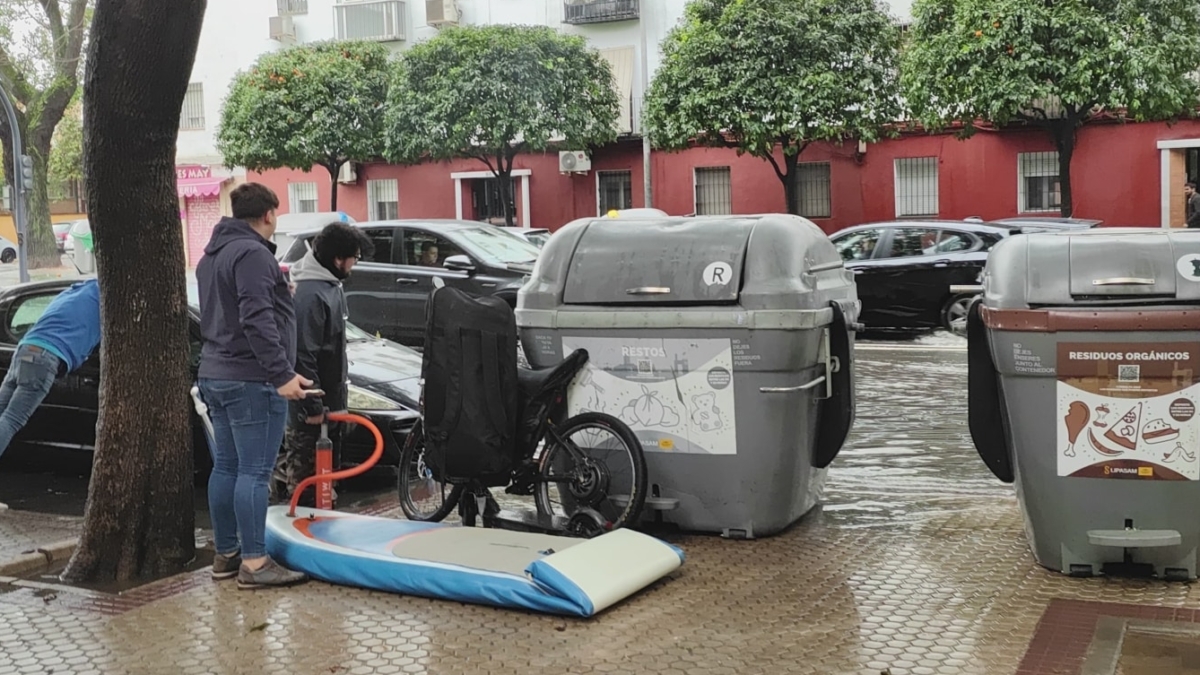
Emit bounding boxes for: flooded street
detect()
[826,335,1012,529]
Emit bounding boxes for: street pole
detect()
[639,1,652,209]
[0,78,29,283]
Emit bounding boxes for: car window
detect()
[402,230,467,268]
[883,228,942,258]
[8,293,57,341]
[979,232,1006,251]
[932,230,975,253]
[361,228,397,265]
[455,227,540,266]
[833,229,884,261]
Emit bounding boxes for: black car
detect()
[971,216,1103,232]
[831,220,1013,332]
[0,279,422,470]
[280,220,540,346]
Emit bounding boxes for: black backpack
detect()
[421,285,519,486]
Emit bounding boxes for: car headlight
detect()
[346,384,402,411]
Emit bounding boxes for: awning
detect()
[178,176,228,198]
[598,46,635,135]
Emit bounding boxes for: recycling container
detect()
[70,224,94,275]
[517,214,859,538]
[969,227,1200,579]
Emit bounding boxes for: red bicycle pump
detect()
[314,413,335,510]
[288,411,384,517]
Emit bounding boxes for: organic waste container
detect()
[69,221,94,275]
[969,227,1200,579]
[517,214,859,538]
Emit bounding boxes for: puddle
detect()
[1116,625,1200,674]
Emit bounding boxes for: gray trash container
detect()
[517,214,859,538]
[969,227,1200,579]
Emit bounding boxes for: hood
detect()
[289,247,340,284]
[204,217,275,256]
[346,337,423,408]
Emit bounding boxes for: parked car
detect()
[969,216,1103,232]
[0,236,15,264]
[53,222,74,253]
[279,219,541,346]
[831,220,1013,332]
[274,212,356,263]
[0,279,421,471]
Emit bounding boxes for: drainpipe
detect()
[639,0,652,209]
[0,77,29,283]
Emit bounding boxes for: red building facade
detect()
[251,117,1200,234]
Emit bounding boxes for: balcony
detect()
[335,0,406,42]
[277,0,307,15]
[563,0,639,25]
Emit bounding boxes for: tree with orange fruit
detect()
[901,0,1200,217]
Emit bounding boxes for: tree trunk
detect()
[1052,119,1077,218]
[63,0,206,583]
[326,161,343,213]
[24,145,64,268]
[497,168,515,227]
[782,152,801,216]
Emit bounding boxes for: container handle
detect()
[626,287,671,295]
[760,376,827,394]
[808,259,844,273]
[1092,277,1155,286]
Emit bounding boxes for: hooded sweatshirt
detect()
[288,247,349,420]
[196,217,297,388]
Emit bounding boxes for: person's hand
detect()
[277,374,313,400]
[305,414,324,425]
[288,281,297,296]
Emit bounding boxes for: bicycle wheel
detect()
[534,412,648,531]
[397,420,463,522]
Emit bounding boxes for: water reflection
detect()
[824,343,1013,528]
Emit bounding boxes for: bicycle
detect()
[397,348,648,537]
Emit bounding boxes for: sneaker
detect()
[237,558,308,590]
[211,551,241,580]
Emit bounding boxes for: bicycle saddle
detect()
[517,349,590,401]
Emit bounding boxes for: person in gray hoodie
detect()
[273,222,373,507]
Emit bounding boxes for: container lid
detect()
[562,218,752,305]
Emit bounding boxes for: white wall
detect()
[178,0,913,166]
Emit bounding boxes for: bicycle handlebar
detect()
[287,412,385,517]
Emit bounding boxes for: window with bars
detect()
[288,182,318,213]
[795,163,832,219]
[1018,152,1061,213]
[894,157,938,217]
[367,179,399,220]
[694,167,732,215]
[597,170,633,214]
[181,83,205,130]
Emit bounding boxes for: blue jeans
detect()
[199,379,287,559]
[0,344,61,458]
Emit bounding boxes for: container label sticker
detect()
[702,262,733,287]
[563,337,737,454]
[1057,342,1200,480]
[1177,254,1200,282]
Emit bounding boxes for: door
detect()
[872,227,977,326]
[833,228,889,326]
[0,288,98,449]
[392,228,475,344]
[342,226,403,340]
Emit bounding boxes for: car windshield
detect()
[456,227,540,265]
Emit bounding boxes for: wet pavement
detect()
[3,333,1200,674]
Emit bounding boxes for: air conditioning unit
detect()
[426,0,459,26]
[559,150,591,174]
[337,162,358,185]
[269,15,296,42]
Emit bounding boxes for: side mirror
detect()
[443,255,475,273]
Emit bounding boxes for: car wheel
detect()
[1,248,16,264]
[941,294,974,335]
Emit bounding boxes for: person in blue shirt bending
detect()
[0,279,101,458]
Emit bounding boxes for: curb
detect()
[0,538,79,577]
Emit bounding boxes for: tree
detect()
[386,25,619,227]
[217,40,391,212]
[63,0,205,582]
[0,0,90,267]
[49,98,83,189]
[644,0,900,216]
[901,0,1200,217]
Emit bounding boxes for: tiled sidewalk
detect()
[0,509,82,575]
[3,494,1199,675]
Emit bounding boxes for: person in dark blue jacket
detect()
[0,278,100,460]
[196,182,311,590]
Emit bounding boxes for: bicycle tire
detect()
[534,411,648,530]
[397,420,463,522]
